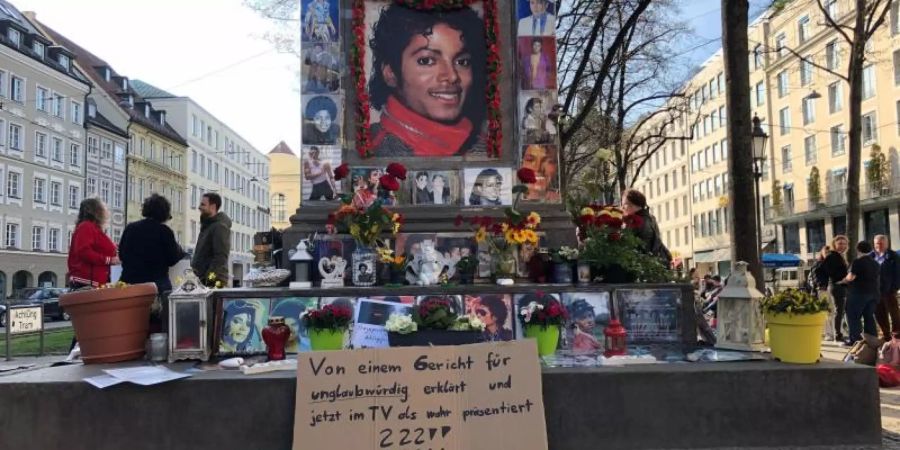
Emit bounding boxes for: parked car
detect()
[0,287,70,326]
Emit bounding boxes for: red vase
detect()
[262,317,292,361]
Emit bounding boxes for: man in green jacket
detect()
[192,193,232,286]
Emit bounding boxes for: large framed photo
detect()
[216,298,270,356]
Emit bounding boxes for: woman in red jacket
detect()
[67,198,119,288]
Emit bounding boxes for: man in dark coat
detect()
[871,235,900,340]
[191,193,232,286]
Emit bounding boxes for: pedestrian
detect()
[824,235,850,342]
[191,193,232,287]
[809,245,833,339]
[119,194,187,332]
[839,241,881,346]
[871,235,900,342]
[621,188,672,267]
[67,198,119,289]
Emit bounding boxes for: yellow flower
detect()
[522,229,538,244]
[504,228,518,244]
[527,212,542,226]
[475,227,488,243]
[580,207,595,216]
[349,223,361,239]
[392,222,401,234]
[215,280,223,289]
[207,272,216,281]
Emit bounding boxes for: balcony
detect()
[769,180,900,222]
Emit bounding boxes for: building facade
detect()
[0,3,89,297]
[133,80,270,285]
[637,0,900,276]
[268,141,299,231]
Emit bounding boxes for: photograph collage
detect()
[216,291,617,356]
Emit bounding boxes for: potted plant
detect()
[386,297,485,346]
[302,303,352,351]
[550,246,579,283]
[519,292,568,356]
[761,289,830,364]
[59,281,158,364]
[455,255,479,285]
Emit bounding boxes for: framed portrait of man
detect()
[302,94,342,146]
[520,144,561,202]
[518,36,557,90]
[362,1,490,157]
[463,167,513,206]
[302,0,339,43]
[516,0,556,37]
[518,90,558,145]
[301,145,341,202]
[302,42,341,94]
[410,170,460,206]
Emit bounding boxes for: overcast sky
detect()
[14,0,301,156]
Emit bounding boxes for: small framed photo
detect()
[217,298,270,356]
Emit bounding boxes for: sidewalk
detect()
[0,354,74,376]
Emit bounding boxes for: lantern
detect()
[168,270,211,363]
[290,239,313,288]
[715,261,766,352]
[604,319,627,357]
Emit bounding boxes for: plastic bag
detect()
[877,364,900,388]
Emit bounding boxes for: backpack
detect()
[808,260,828,290]
[647,215,673,268]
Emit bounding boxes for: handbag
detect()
[843,334,882,366]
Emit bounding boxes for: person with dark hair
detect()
[517,0,556,36]
[522,97,553,144]
[192,192,232,285]
[872,235,900,341]
[522,38,552,90]
[220,300,261,353]
[475,295,512,341]
[569,299,601,351]
[303,0,337,42]
[119,194,186,294]
[522,144,560,202]
[357,263,374,284]
[303,146,336,201]
[351,168,380,209]
[303,95,341,145]
[430,174,451,204]
[414,172,432,204]
[368,4,487,157]
[840,240,881,346]
[621,188,671,267]
[67,198,119,288]
[468,169,503,205]
[824,235,850,342]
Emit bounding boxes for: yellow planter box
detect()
[765,311,828,364]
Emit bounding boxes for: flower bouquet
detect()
[550,246,579,283]
[576,205,671,283]
[377,247,409,286]
[386,297,485,347]
[519,292,567,356]
[302,303,353,351]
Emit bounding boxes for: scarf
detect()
[373,96,474,157]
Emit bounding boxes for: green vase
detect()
[524,324,560,356]
[492,247,517,279]
[309,328,345,351]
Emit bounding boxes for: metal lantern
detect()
[168,270,212,363]
[604,319,627,357]
[715,261,766,352]
[290,239,313,288]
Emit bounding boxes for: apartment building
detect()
[0,2,89,297]
[133,79,270,284]
[637,0,900,275]
[268,141,300,231]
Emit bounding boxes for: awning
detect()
[694,248,730,263]
[762,253,802,268]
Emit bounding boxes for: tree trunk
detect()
[721,0,763,290]
[845,0,867,261]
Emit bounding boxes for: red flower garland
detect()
[351,0,502,158]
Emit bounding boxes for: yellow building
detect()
[268,141,301,230]
[638,0,900,275]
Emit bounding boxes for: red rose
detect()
[379,174,401,192]
[517,167,537,184]
[454,215,464,227]
[609,231,622,241]
[386,162,407,180]
[625,214,644,230]
[333,163,350,181]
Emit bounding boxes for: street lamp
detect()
[751,114,769,256]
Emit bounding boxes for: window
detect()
[828,81,843,113]
[721,139,728,160]
[755,81,765,106]
[8,123,21,150]
[113,182,123,208]
[86,178,96,196]
[191,114,199,136]
[68,185,79,209]
[87,136,98,156]
[101,140,112,161]
[35,86,48,112]
[826,40,839,70]
[862,111,877,144]
[6,27,19,46]
[897,100,900,135]
[48,228,59,252]
[777,71,788,98]
[100,181,110,204]
[719,106,726,126]
[58,54,70,70]
[802,96,816,125]
[34,177,45,203]
[782,145,792,173]
[34,132,47,157]
[753,44,763,70]
[114,143,125,166]
[779,107,791,135]
[51,137,63,162]
[831,124,846,155]
[893,0,900,35]
[10,76,23,103]
[50,181,61,206]
[32,226,43,251]
[776,33,787,58]
[826,0,838,18]
[6,171,20,198]
[71,101,82,124]
[798,16,810,44]
[6,223,19,248]
[800,58,813,86]
[863,65,876,100]
[804,135,817,165]
[52,93,63,118]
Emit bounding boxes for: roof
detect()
[87,110,129,139]
[30,17,187,146]
[4,9,89,84]
[130,79,176,99]
[269,141,295,156]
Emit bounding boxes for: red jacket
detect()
[67,221,117,287]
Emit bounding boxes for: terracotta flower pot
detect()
[60,283,157,364]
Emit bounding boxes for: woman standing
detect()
[824,235,850,342]
[67,198,119,289]
[840,241,881,345]
[621,188,671,267]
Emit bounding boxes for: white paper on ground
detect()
[84,374,126,389]
[103,366,191,386]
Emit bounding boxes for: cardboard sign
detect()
[9,306,42,334]
[293,340,548,450]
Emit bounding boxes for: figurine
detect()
[405,240,452,286]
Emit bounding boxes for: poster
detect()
[516,0,556,37]
[302,42,341,94]
[410,170,460,206]
[363,1,488,157]
[350,167,391,206]
[271,297,320,353]
[465,294,515,341]
[292,341,548,450]
[463,167,513,206]
[351,298,414,348]
[520,144,561,202]
[518,37,557,90]
[615,289,681,343]
[301,0,339,43]
[219,298,269,355]
[561,292,611,352]
[518,90,558,145]
[301,146,341,202]
[302,94,342,146]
